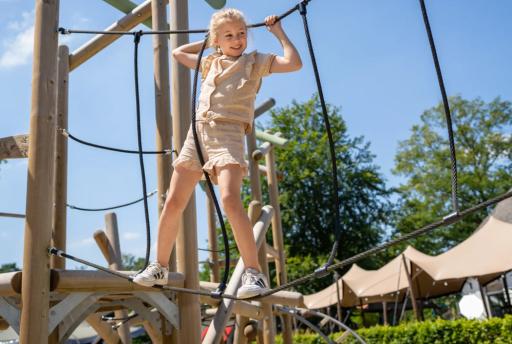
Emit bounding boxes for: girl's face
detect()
[214,20,247,57]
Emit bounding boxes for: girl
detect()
[134,8,302,298]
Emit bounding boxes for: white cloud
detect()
[123,232,141,240]
[0,11,34,69]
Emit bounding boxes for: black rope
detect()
[190,36,230,296]
[49,190,512,301]
[133,31,151,270]
[419,0,459,214]
[297,1,341,275]
[57,5,300,36]
[60,129,177,156]
[67,190,158,212]
[256,189,512,297]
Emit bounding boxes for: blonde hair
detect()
[208,8,247,49]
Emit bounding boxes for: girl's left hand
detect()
[265,15,283,34]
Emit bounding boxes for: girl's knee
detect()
[162,195,187,215]
[221,192,243,213]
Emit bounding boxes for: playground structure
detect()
[0,1,365,343]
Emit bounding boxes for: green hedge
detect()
[275,315,512,344]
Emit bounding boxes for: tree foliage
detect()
[393,96,512,253]
[260,96,393,263]
[0,263,20,272]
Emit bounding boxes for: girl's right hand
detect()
[265,15,283,35]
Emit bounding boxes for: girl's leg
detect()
[156,165,203,267]
[216,164,260,271]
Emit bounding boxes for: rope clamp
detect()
[133,30,143,44]
[211,283,226,299]
[57,27,70,35]
[313,263,331,278]
[298,1,308,15]
[57,128,69,137]
[442,211,460,225]
[48,247,63,257]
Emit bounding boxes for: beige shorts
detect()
[172,120,248,184]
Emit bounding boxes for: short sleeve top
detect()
[196,51,276,133]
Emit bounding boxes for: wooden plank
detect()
[52,269,184,292]
[0,135,29,159]
[0,297,20,333]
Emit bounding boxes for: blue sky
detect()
[0,0,511,269]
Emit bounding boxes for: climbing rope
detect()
[49,188,512,301]
[296,1,342,275]
[419,0,459,214]
[190,36,230,295]
[59,128,177,155]
[67,189,158,212]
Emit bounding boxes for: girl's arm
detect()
[265,15,303,73]
[171,40,206,70]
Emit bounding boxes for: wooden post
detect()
[255,205,275,344]
[20,1,59,342]
[265,145,293,344]
[401,254,420,321]
[382,302,388,325]
[169,1,201,343]
[246,126,263,202]
[51,45,69,270]
[105,213,132,343]
[151,1,175,341]
[207,195,220,282]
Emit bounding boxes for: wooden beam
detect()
[169,0,201,342]
[266,145,293,344]
[254,98,276,119]
[102,0,153,28]
[0,272,22,297]
[52,269,184,292]
[51,45,69,270]
[0,135,29,159]
[200,281,304,308]
[69,0,155,71]
[202,204,274,344]
[20,0,59,342]
[255,131,288,146]
[86,313,121,344]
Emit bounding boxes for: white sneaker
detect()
[237,268,268,298]
[132,262,168,287]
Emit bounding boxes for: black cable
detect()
[257,189,512,297]
[57,4,300,36]
[418,0,459,214]
[133,31,151,271]
[60,129,177,156]
[297,1,341,275]
[49,190,512,301]
[190,36,230,296]
[67,190,157,212]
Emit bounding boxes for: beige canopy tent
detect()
[300,194,512,308]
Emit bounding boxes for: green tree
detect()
[122,254,146,271]
[260,96,393,262]
[393,96,512,254]
[0,263,20,272]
